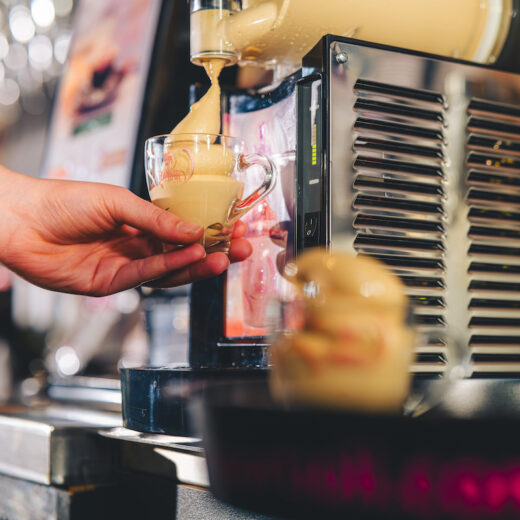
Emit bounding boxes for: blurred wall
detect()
[0,109,49,176]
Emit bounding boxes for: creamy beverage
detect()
[150,58,246,250]
[150,174,244,249]
[170,58,226,136]
[270,251,415,412]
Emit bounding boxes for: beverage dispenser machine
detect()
[122,0,520,436]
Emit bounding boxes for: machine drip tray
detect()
[200,378,520,519]
[120,366,267,436]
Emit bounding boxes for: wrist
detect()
[0,166,38,265]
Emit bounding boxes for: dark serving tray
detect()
[198,378,520,520]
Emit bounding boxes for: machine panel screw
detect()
[336,52,348,64]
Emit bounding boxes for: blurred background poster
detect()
[41,0,161,187]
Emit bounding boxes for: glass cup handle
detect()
[233,153,278,218]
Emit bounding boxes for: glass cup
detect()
[268,296,472,415]
[145,133,278,253]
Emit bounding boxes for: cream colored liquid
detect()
[150,175,244,247]
[170,58,226,136]
[155,58,243,248]
[224,0,512,69]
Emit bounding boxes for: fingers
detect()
[108,189,203,245]
[145,253,231,288]
[107,243,206,293]
[229,238,252,263]
[145,236,253,289]
[232,220,248,239]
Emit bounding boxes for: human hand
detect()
[0,169,252,296]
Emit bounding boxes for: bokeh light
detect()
[31,0,55,28]
[0,77,20,105]
[0,0,74,124]
[9,5,35,43]
[0,33,8,60]
[53,32,69,63]
[28,34,52,70]
[55,345,80,376]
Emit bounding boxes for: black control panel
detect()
[296,73,325,252]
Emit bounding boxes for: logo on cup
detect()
[161,146,195,184]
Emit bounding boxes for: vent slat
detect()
[355,234,445,252]
[467,135,520,157]
[354,79,446,105]
[467,170,520,190]
[468,207,520,225]
[468,116,520,139]
[354,156,444,179]
[414,315,446,327]
[468,98,520,122]
[470,335,520,346]
[416,353,447,363]
[468,225,520,241]
[465,98,520,368]
[467,152,520,172]
[354,137,444,161]
[400,276,446,290]
[352,80,448,351]
[424,336,448,347]
[469,243,520,257]
[354,99,445,124]
[469,262,520,275]
[468,189,520,208]
[354,215,445,234]
[409,295,446,308]
[473,354,520,362]
[470,317,520,328]
[470,298,520,310]
[369,254,445,271]
[354,195,445,215]
[354,117,444,142]
[469,280,520,292]
[354,176,445,197]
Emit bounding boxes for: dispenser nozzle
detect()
[190,0,241,66]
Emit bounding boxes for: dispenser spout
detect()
[190,0,242,66]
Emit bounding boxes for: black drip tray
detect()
[120,366,267,436]
[201,379,520,520]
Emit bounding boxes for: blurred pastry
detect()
[269,249,415,412]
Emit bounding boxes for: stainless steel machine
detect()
[187,0,520,376]
[297,36,520,376]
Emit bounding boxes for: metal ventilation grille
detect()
[352,79,447,372]
[466,98,520,373]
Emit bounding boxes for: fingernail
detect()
[177,221,203,235]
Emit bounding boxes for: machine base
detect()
[120,366,267,436]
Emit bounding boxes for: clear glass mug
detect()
[145,133,278,253]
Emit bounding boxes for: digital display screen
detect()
[216,446,520,518]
